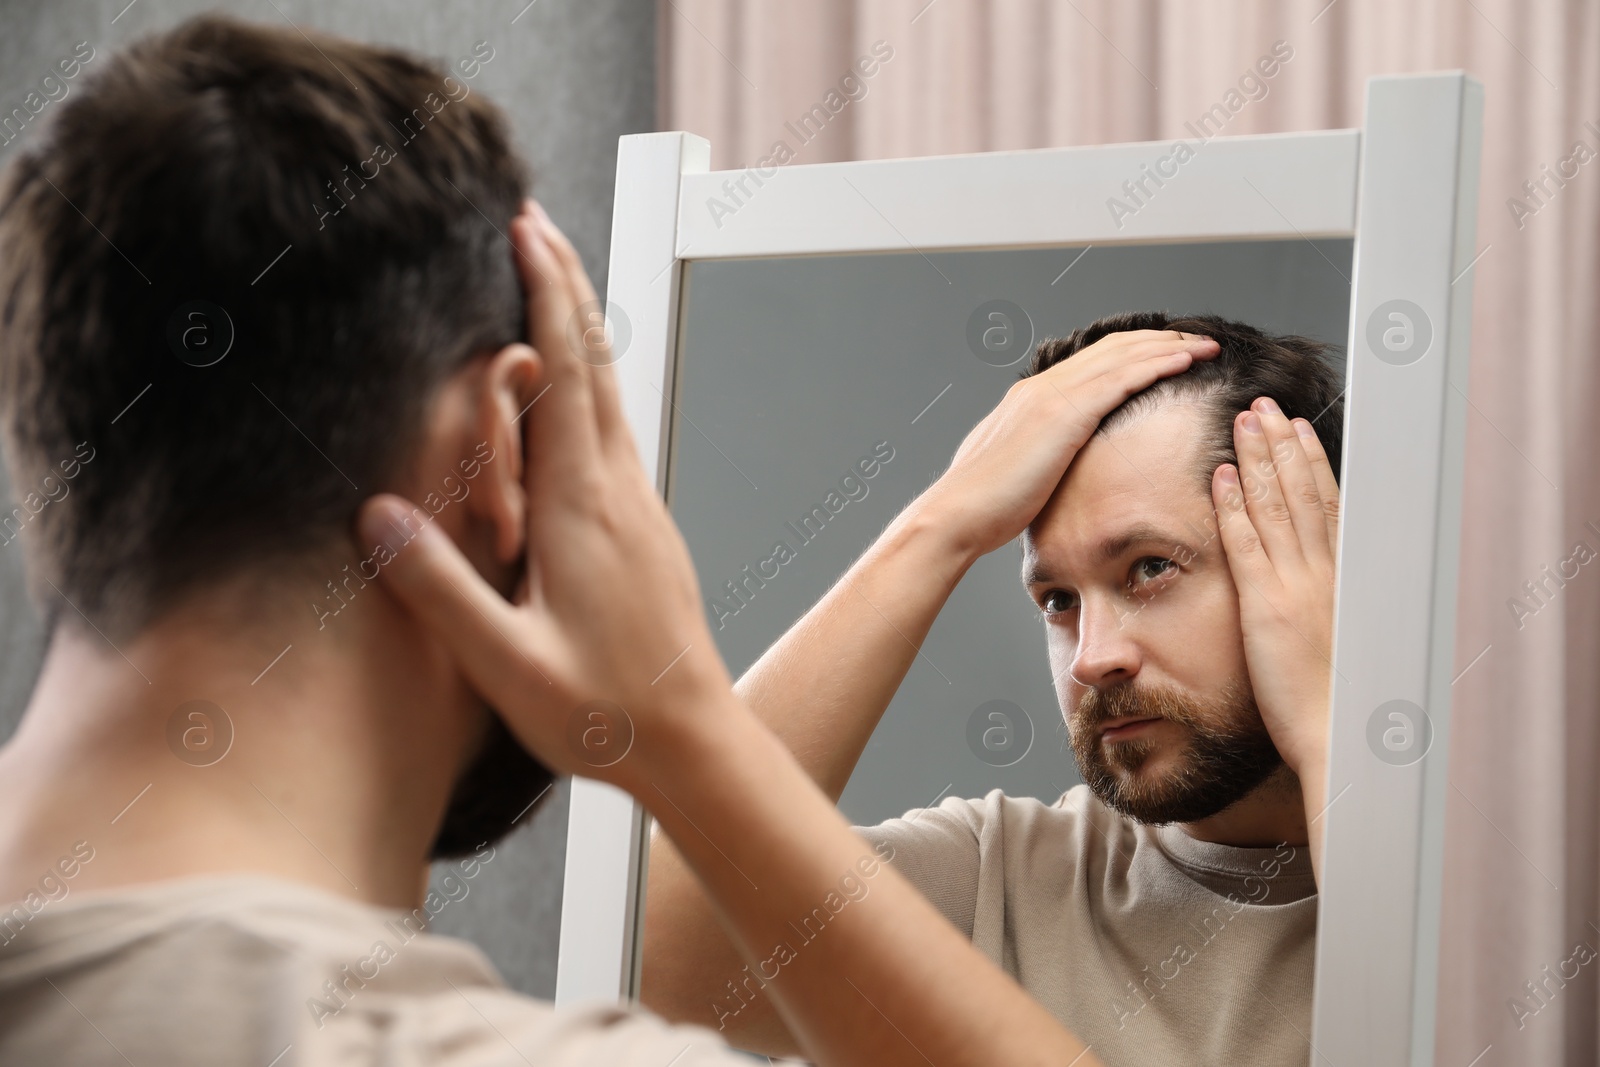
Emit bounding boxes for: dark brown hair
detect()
[1026,311,1344,492]
[0,14,529,640]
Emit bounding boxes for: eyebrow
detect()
[1023,521,1199,586]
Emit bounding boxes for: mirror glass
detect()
[665,239,1352,825]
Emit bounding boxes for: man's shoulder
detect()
[923,782,1128,827]
[0,873,750,1066]
[855,783,1136,858]
[0,873,505,1004]
[847,785,1150,943]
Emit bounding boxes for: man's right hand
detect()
[356,202,730,790]
[354,202,1105,1067]
[914,329,1218,559]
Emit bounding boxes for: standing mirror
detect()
[558,72,1482,1067]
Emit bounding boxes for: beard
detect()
[429,705,557,860]
[428,553,557,860]
[1068,674,1292,825]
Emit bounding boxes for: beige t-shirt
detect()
[0,873,749,1067]
[853,784,1318,1067]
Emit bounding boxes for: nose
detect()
[1066,593,1143,689]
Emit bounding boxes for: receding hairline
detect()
[1094,386,1229,496]
[1021,394,1223,588]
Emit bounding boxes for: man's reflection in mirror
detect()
[645,311,1345,1067]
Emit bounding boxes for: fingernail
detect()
[1243,412,1262,434]
[1220,465,1239,485]
[1257,397,1280,415]
[1295,419,1316,440]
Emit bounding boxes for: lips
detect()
[1098,716,1162,740]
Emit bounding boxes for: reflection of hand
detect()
[357,202,732,787]
[915,330,1219,560]
[1211,397,1340,778]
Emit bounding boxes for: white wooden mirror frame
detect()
[555,71,1484,1067]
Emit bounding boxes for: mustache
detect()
[1074,681,1199,731]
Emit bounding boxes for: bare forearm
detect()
[642,833,792,1046]
[643,499,976,1038]
[631,699,1102,1067]
[734,499,977,798]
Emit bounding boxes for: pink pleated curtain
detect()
[659,1,1600,1063]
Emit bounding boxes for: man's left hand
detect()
[1211,396,1341,780]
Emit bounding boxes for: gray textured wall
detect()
[0,0,655,999]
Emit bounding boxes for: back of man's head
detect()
[0,14,528,642]
[1026,311,1345,495]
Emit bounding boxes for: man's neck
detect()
[0,587,471,911]
[1177,766,1310,849]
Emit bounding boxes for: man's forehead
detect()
[1023,403,1215,577]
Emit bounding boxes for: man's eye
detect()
[1133,557,1176,585]
[1041,590,1075,615]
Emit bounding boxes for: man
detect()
[0,15,1132,1066]
[642,311,1344,1066]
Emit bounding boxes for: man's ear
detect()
[467,342,541,565]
